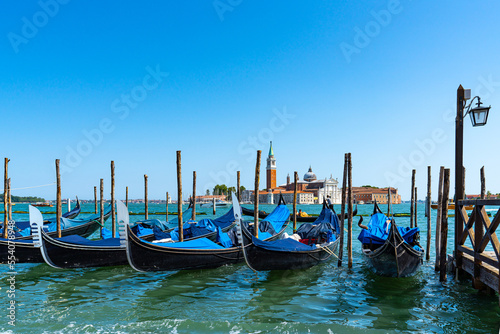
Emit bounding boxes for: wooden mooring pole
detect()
[439,168,450,282]
[347,153,353,269]
[166,192,169,222]
[94,186,98,214]
[435,166,445,271]
[386,187,391,215]
[480,166,485,199]
[338,153,348,267]
[111,161,116,237]
[410,169,416,228]
[56,159,62,238]
[3,158,8,238]
[7,178,12,222]
[176,151,183,242]
[414,187,418,227]
[126,186,129,208]
[237,171,241,202]
[426,166,431,261]
[100,179,104,232]
[254,150,261,238]
[293,171,298,233]
[192,171,196,221]
[144,174,148,220]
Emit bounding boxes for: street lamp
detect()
[466,96,491,127]
[454,85,491,274]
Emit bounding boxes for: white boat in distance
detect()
[200,199,231,208]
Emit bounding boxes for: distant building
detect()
[266,142,277,191]
[195,195,226,203]
[353,187,401,204]
[243,142,341,204]
[241,190,315,205]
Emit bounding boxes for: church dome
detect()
[303,166,317,182]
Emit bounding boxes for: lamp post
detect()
[454,85,491,272]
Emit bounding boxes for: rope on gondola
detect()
[90,219,104,227]
[317,243,339,260]
[392,221,400,277]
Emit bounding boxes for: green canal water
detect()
[1,203,499,333]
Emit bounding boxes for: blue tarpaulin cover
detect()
[244,204,290,240]
[296,207,339,243]
[151,206,238,241]
[0,237,33,243]
[250,206,338,252]
[57,234,121,247]
[216,226,233,248]
[12,202,81,231]
[357,213,420,245]
[251,234,316,252]
[101,227,120,239]
[146,237,224,249]
[43,217,96,233]
[131,219,169,235]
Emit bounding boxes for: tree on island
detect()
[212,185,245,200]
[213,184,228,196]
[0,194,46,203]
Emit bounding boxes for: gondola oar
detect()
[231,192,256,273]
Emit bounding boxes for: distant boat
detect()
[32,202,53,207]
[200,199,230,208]
[430,204,473,210]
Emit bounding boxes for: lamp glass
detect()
[469,107,490,127]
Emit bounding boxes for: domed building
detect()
[241,142,341,204]
[303,167,317,182]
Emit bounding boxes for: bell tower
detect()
[266,141,276,191]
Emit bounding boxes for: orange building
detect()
[266,141,276,191]
[353,187,401,204]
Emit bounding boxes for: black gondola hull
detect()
[0,220,101,263]
[361,222,423,277]
[245,239,340,270]
[126,227,244,271]
[40,232,127,268]
[126,219,289,271]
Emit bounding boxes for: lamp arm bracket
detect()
[463,96,480,117]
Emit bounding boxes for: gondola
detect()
[241,202,356,223]
[0,198,81,238]
[32,204,240,269]
[131,204,237,243]
[120,195,290,272]
[357,202,424,277]
[242,205,320,222]
[30,205,126,269]
[241,201,341,271]
[0,204,112,264]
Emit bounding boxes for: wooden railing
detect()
[457,199,500,294]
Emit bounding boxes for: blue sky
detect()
[1,0,499,201]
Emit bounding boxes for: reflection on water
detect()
[1,203,500,333]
